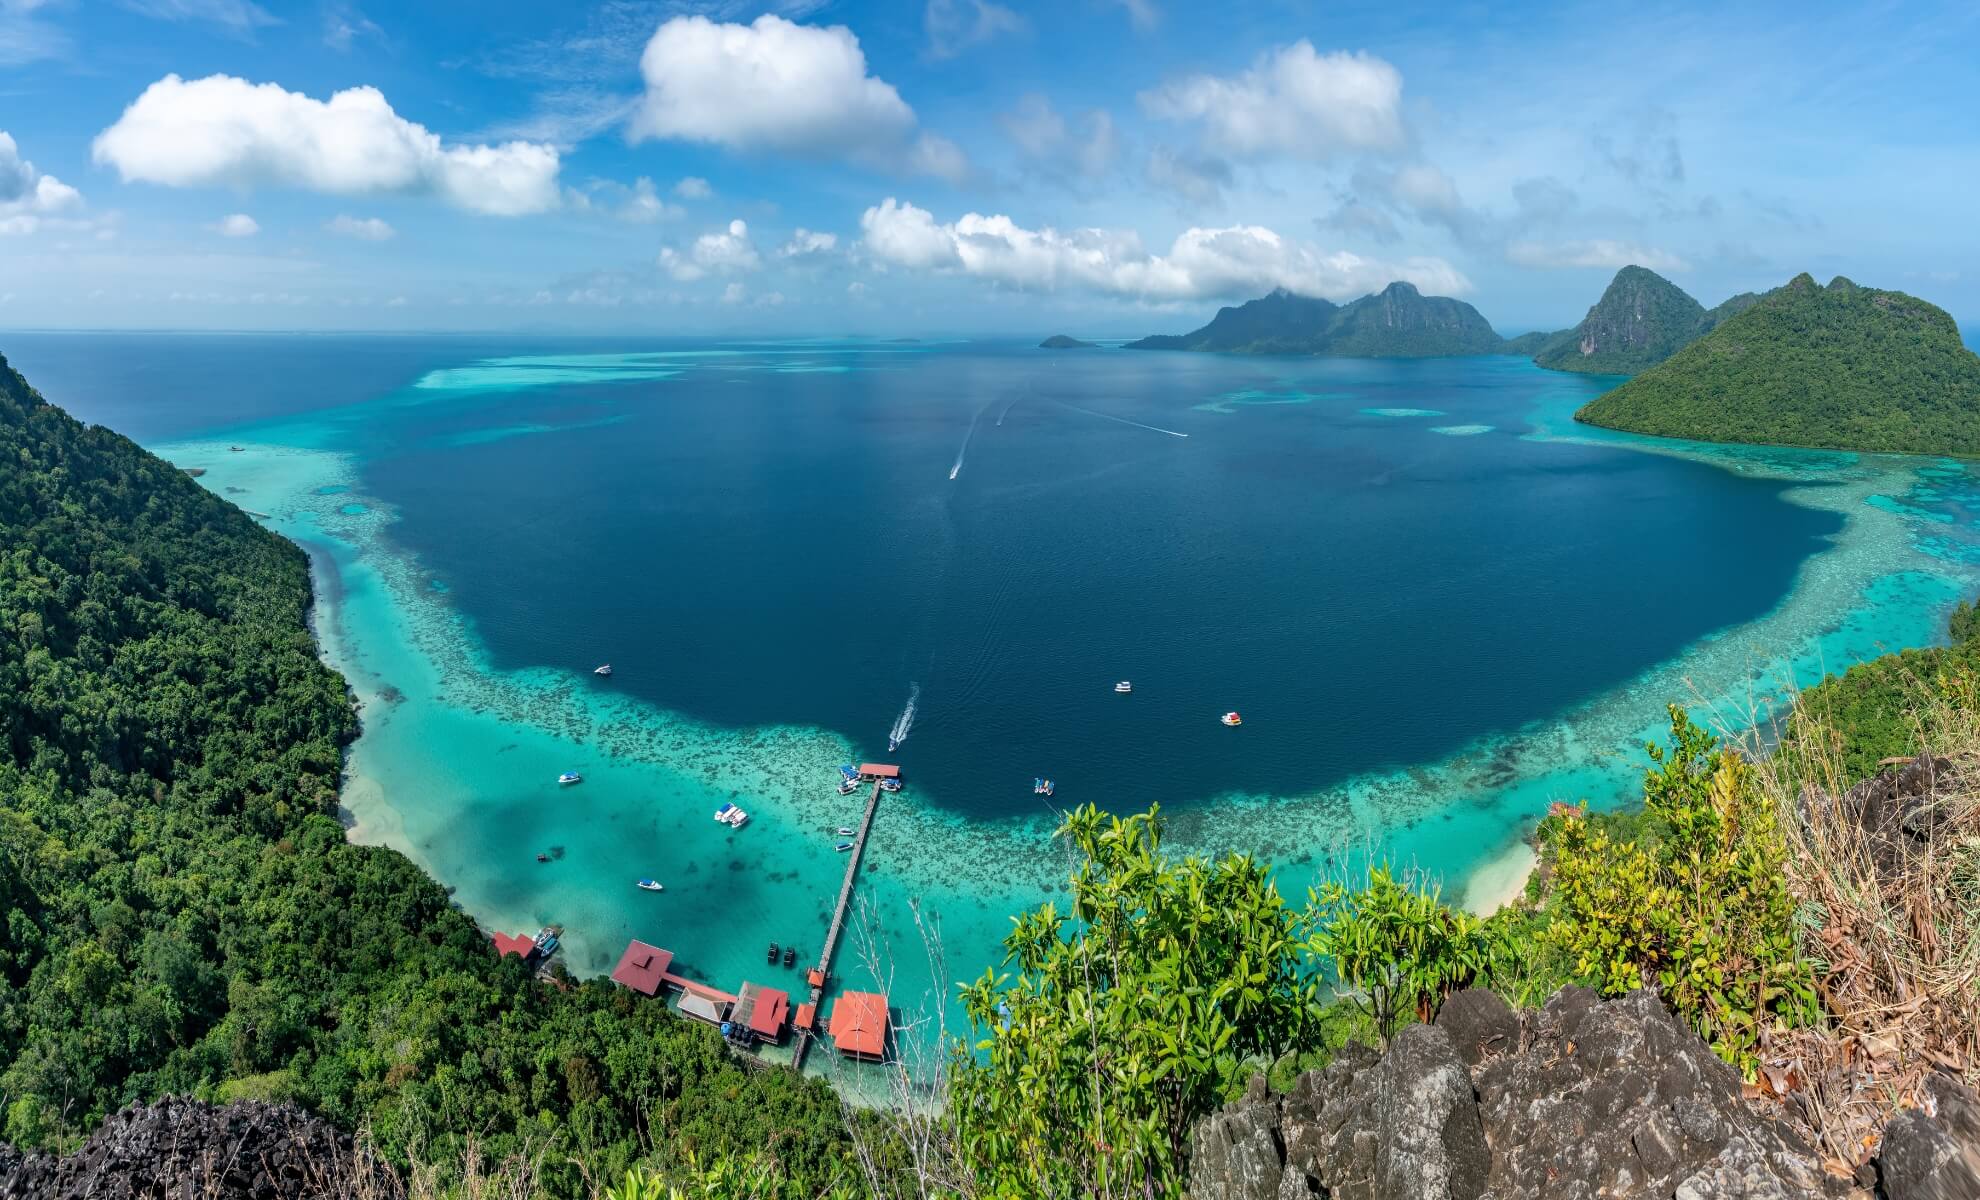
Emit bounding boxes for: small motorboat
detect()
[228,445,245,452]
[837,778,860,795]
[783,946,796,967]
[1034,778,1054,797]
[1221,712,1243,727]
[593,664,613,677]
[887,737,898,752]
[635,879,663,892]
[532,926,561,956]
[535,853,549,863]
[838,765,860,782]
[558,771,583,785]
[837,827,856,837]
[879,778,902,793]
[836,841,856,852]
[1115,681,1132,694]
[767,942,780,963]
[713,803,751,829]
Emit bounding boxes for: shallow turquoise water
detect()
[13,332,1977,1081]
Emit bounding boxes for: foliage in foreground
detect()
[1541,706,1820,1075]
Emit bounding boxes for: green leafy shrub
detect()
[1542,706,1820,1075]
[948,804,1318,1199]
[1306,865,1499,1043]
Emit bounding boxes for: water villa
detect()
[608,940,673,996]
[729,982,792,1044]
[827,991,890,1061]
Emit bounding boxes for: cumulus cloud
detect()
[659,218,760,281]
[630,15,964,181]
[619,177,681,223]
[1141,42,1406,161]
[674,176,711,199]
[1505,239,1687,272]
[925,0,1025,59]
[859,197,1468,302]
[1146,146,1230,209]
[326,214,394,240]
[211,212,260,237]
[92,74,562,216]
[779,228,837,258]
[0,131,83,234]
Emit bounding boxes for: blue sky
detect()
[0,0,1975,334]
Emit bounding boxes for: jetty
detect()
[791,764,892,1069]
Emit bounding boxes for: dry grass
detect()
[1745,671,1980,1171]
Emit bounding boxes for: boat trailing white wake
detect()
[1059,402,1189,438]
[888,682,919,751]
[950,402,992,480]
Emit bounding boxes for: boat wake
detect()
[995,396,1021,427]
[1058,402,1189,438]
[950,401,993,480]
[887,682,919,751]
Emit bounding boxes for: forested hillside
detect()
[1575,274,1980,455]
[0,353,859,1194]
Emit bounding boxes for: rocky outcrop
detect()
[1190,987,1867,1200]
[1877,1071,1980,1199]
[0,1097,402,1200]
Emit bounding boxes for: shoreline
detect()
[148,355,1980,1080]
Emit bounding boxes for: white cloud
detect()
[1505,239,1687,272]
[322,3,383,50]
[925,0,1025,59]
[674,176,711,199]
[92,74,562,216]
[621,177,682,223]
[779,228,837,258]
[1142,42,1406,161]
[125,0,276,33]
[386,295,408,307]
[631,15,964,180]
[720,281,747,305]
[859,197,1469,302]
[0,131,83,234]
[326,214,394,240]
[659,218,760,281]
[211,212,260,237]
[1113,0,1159,30]
[1145,146,1230,209]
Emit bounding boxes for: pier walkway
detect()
[792,777,883,1070]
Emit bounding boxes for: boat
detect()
[228,445,244,452]
[1034,778,1054,796]
[887,737,898,752]
[531,926,561,956]
[1221,712,1243,727]
[783,946,796,967]
[836,841,856,852]
[838,765,860,782]
[558,771,583,785]
[594,664,613,677]
[635,879,663,892]
[1115,681,1132,693]
[767,942,780,963]
[727,808,750,829]
[837,778,860,795]
[879,778,902,793]
[837,827,856,837]
[535,853,549,863]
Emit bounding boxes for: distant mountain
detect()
[1039,334,1098,349]
[1126,283,1505,357]
[1530,267,1774,377]
[1500,329,1563,356]
[1575,273,1980,456]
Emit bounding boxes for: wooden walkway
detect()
[792,778,883,1070]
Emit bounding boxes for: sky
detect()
[0,0,1976,335]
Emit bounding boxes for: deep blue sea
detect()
[6,333,1838,820]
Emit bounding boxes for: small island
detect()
[1126,282,1509,357]
[1575,273,1980,456]
[1039,334,1098,349]
[1525,265,1763,376]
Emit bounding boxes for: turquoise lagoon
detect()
[10,332,1980,1080]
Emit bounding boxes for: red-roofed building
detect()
[731,982,791,1043]
[610,940,673,996]
[491,931,538,960]
[828,991,889,1060]
[794,1002,817,1032]
[856,763,900,779]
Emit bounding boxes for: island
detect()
[1126,281,1508,357]
[1575,273,1980,456]
[1527,265,1764,376]
[1039,334,1099,349]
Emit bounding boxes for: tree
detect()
[1307,865,1498,1044]
[948,804,1317,1199]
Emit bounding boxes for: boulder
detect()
[1876,1072,1980,1200]
[1189,988,1852,1200]
[0,1097,402,1199]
